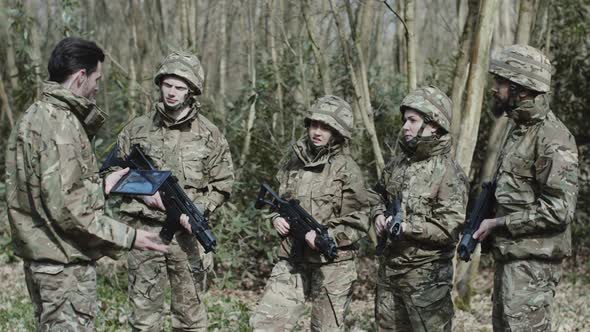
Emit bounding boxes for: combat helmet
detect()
[154,51,205,95]
[489,44,551,93]
[400,85,452,133]
[305,95,354,139]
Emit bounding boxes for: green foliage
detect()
[207,294,252,331]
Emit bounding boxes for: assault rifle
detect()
[375,198,403,256]
[457,181,496,262]
[101,144,217,253]
[254,183,338,261]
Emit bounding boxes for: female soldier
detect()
[250,96,371,331]
[372,86,468,332]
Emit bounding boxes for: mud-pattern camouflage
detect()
[492,259,561,332]
[492,95,578,261]
[114,94,233,330]
[251,123,370,330]
[250,259,357,331]
[154,51,205,95]
[24,261,97,331]
[271,137,371,264]
[489,44,552,93]
[126,223,208,332]
[305,95,354,139]
[5,82,136,331]
[370,134,468,272]
[375,261,454,332]
[400,86,453,133]
[370,127,467,330]
[489,92,577,330]
[5,82,136,264]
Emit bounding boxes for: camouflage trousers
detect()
[250,259,357,331]
[375,260,454,332]
[128,225,209,332]
[24,260,97,332]
[492,259,562,332]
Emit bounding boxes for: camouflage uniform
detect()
[488,45,578,331]
[371,86,468,332]
[250,96,371,331]
[5,82,136,331]
[114,52,234,332]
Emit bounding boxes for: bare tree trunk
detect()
[329,0,385,177]
[395,0,406,75]
[455,0,498,173]
[531,0,551,52]
[0,72,14,129]
[25,0,43,98]
[217,0,228,129]
[269,0,285,138]
[515,0,535,45]
[302,0,333,95]
[239,1,257,167]
[405,0,417,91]
[1,2,19,92]
[450,0,478,142]
[453,0,499,308]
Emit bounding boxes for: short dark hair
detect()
[48,37,105,83]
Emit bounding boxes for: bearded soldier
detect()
[473,45,578,331]
[371,86,468,332]
[250,96,371,331]
[110,51,234,331]
[5,37,171,331]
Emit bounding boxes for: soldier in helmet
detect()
[371,86,468,331]
[473,45,578,331]
[250,96,371,331]
[112,51,234,331]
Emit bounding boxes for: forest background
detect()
[0,0,589,330]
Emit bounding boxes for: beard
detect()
[491,96,511,118]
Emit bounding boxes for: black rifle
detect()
[375,198,403,256]
[254,183,338,261]
[457,181,496,262]
[102,144,216,253]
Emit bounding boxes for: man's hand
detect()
[104,167,130,195]
[305,230,317,250]
[142,192,166,211]
[179,214,192,234]
[133,229,169,253]
[273,217,290,236]
[473,218,503,241]
[375,214,392,236]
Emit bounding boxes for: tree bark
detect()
[0,2,19,94]
[217,0,228,129]
[302,0,333,95]
[453,0,499,308]
[269,0,285,138]
[405,0,417,91]
[450,0,479,142]
[0,72,14,129]
[25,0,43,99]
[239,1,257,167]
[455,0,498,173]
[329,0,385,177]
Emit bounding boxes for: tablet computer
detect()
[110,169,171,196]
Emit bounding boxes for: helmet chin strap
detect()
[162,92,196,112]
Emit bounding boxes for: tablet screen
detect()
[110,169,171,196]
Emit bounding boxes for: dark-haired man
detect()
[5,37,179,331]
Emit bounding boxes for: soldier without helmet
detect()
[5,37,177,331]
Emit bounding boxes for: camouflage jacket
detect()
[371,135,468,273]
[5,82,136,264]
[492,95,578,261]
[115,102,234,224]
[273,138,371,263]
